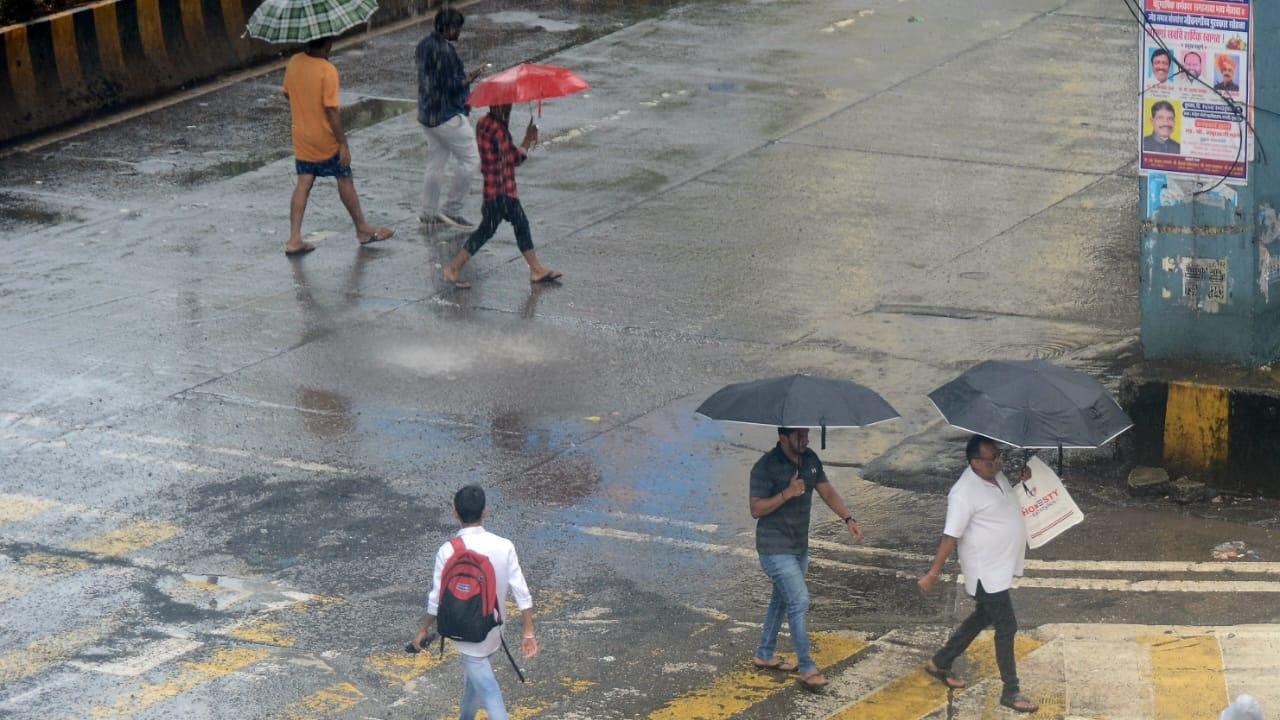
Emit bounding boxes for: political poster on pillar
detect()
[1139,0,1250,184]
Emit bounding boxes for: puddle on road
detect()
[177,97,414,186]
[479,11,582,32]
[0,192,84,230]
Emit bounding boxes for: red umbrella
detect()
[468,63,590,115]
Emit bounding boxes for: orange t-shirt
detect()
[283,53,341,162]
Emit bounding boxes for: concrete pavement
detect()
[3,0,1279,717]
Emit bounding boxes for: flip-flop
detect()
[285,244,316,257]
[1000,693,1039,713]
[796,671,828,693]
[924,661,966,689]
[751,657,798,673]
[531,271,562,284]
[358,228,395,245]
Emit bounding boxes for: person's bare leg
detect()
[337,177,394,244]
[523,249,561,283]
[443,249,472,289]
[287,175,317,253]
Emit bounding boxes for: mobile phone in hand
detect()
[404,631,439,653]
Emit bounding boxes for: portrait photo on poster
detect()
[1142,99,1181,155]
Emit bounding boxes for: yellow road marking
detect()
[276,681,363,719]
[505,589,582,621]
[88,646,270,718]
[0,494,57,523]
[368,646,455,684]
[649,632,867,720]
[0,552,93,605]
[1163,382,1229,474]
[1140,635,1228,720]
[828,635,1043,720]
[21,552,92,574]
[448,675,596,720]
[0,624,116,683]
[70,520,182,556]
[227,619,295,647]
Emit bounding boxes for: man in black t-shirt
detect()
[749,427,863,692]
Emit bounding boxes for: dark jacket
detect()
[415,31,469,127]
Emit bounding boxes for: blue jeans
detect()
[459,653,507,720]
[756,552,814,674]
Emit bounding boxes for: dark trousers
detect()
[464,196,533,255]
[932,581,1019,695]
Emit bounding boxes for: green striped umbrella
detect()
[245,0,379,44]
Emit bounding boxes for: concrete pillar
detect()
[1138,0,1278,365]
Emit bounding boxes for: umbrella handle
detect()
[820,422,827,450]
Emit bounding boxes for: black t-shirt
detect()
[750,446,828,555]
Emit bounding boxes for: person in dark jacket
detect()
[416,8,485,229]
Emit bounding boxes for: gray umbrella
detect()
[928,359,1132,470]
[695,374,899,448]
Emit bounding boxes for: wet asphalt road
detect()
[4,0,1280,717]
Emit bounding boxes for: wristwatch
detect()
[841,515,856,525]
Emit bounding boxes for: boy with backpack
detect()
[413,485,538,720]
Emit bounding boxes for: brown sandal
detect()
[751,656,798,672]
[1000,692,1039,713]
[924,660,966,689]
[797,670,828,693]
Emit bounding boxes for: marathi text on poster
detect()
[1139,0,1250,183]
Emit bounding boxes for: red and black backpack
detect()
[436,537,502,644]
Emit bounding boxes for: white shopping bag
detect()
[1018,456,1084,549]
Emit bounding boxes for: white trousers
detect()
[420,114,480,217]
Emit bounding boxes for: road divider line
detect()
[1141,634,1228,720]
[98,449,219,474]
[649,633,867,720]
[826,635,1043,720]
[584,526,1280,592]
[1009,576,1280,593]
[577,527,926,580]
[808,537,1280,574]
[116,432,353,474]
[68,638,202,677]
[86,646,271,718]
[0,623,119,683]
[605,511,718,533]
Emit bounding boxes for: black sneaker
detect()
[435,212,475,230]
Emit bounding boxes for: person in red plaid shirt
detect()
[442,104,561,289]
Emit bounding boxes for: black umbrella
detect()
[928,359,1133,472]
[695,374,900,448]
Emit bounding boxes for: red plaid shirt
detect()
[476,114,526,200]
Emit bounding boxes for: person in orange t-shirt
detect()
[281,37,394,257]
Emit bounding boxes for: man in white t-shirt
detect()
[917,436,1038,714]
[413,485,538,720]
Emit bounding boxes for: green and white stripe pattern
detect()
[245,0,379,44]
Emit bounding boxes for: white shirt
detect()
[943,468,1026,596]
[427,526,533,657]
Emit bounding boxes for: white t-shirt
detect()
[427,526,533,657]
[943,468,1026,596]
